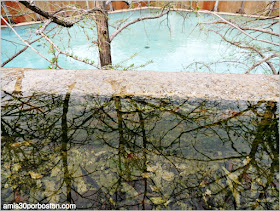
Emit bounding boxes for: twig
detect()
[1,26,57,67]
[201,21,279,37]
[110,9,170,42]
[206,11,279,46]
[244,52,280,74]
[20,1,104,27]
[1,38,26,46]
[208,29,277,75]
[1,16,52,64]
[40,33,99,68]
[116,11,135,30]
[36,19,52,35]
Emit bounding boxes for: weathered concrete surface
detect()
[1,67,279,102]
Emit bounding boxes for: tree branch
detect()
[201,21,279,37]
[39,32,99,68]
[19,1,74,27]
[116,10,135,30]
[35,19,52,35]
[244,52,280,74]
[208,29,277,75]
[19,1,104,27]
[207,11,279,46]
[1,25,57,67]
[238,26,279,37]
[1,16,52,64]
[110,9,170,42]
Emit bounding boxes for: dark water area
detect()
[1,90,279,210]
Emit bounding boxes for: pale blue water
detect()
[1,9,279,73]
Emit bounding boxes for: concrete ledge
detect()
[1,67,279,102]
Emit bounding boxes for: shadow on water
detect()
[1,88,279,210]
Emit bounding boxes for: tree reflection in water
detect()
[1,89,279,210]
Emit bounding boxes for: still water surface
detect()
[1,89,279,209]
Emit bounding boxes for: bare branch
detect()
[35,19,52,35]
[1,25,57,67]
[1,1,14,24]
[1,12,34,18]
[39,32,99,69]
[19,1,104,28]
[213,0,219,12]
[209,29,277,75]
[237,26,279,37]
[19,1,74,27]
[244,52,280,74]
[116,10,135,30]
[206,11,279,46]
[1,16,52,64]
[265,0,277,16]
[201,21,280,37]
[110,9,170,42]
[257,15,279,20]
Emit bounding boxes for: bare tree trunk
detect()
[14,1,169,69]
[266,1,276,16]
[106,0,114,11]
[61,83,75,204]
[31,1,42,21]
[189,0,193,10]
[95,1,112,68]
[238,1,245,14]
[213,0,219,12]
[1,1,15,24]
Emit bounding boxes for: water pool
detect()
[1,90,279,209]
[1,9,279,73]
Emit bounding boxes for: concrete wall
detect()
[1,1,279,25]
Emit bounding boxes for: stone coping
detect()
[1,67,279,102]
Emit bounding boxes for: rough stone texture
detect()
[1,67,279,102]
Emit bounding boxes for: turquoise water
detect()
[1,9,279,73]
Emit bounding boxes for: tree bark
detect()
[30,1,42,21]
[213,0,219,12]
[95,1,112,67]
[266,1,276,16]
[20,1,74,27]
[19,1,103,27]
[15,1,169,69]
[1,1,15,24]
[238,1,245,14]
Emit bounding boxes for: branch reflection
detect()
[1,91,278,209]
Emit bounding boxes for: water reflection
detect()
[1,89,279,210]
